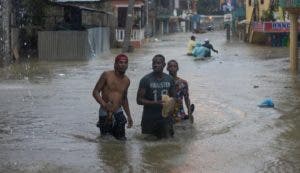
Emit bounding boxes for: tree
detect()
[197,0,220,15]
[16,0,48,27]
[122,0,135,53]
[0,0,12,66]
[15,0,49,56]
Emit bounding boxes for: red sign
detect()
[253,22,264,32]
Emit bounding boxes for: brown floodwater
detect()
[0,31,299,173]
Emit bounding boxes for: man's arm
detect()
[184,93,191,116]
[182,81,191,115]
[122,82,133,128]
[92,72,110,110]
[211,44,218,53]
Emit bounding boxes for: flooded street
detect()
[0,31,300,173]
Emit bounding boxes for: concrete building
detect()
[244,0,299,44]
[279,0,300,73]
[111,0,145,48]
[38,0,113,60]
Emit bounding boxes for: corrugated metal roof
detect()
[49,1,113,15]
[54,0,101,2]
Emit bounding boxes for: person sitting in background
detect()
[187,36,196,56]
[202,39,218,57]
[192,42,209,59]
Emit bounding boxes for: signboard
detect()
[253,22,300,33]
[253,22,264,32]
[224,14,232,22]
[264,22,290,32]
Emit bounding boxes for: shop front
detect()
[253,21,300,47]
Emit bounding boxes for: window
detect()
[117,7,127,27]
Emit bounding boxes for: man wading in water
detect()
[93,54,133,140]
[167,60,194,123]
[137,54,175,139]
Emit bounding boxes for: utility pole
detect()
[0,0,11,66]
[224,13,232,41]
[122,0,135,53]
[145,0,149,37]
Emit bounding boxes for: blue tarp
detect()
[258,99,275,108]
[192,43,210,59]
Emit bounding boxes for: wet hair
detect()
[167,59,178,67]
[153,54,165,63]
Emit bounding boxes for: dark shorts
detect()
[97,109,127,140]
[142,116,174,139]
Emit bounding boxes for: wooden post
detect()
[226,23,231,41]
[160,21,164,35]
[289,13,298,73]
[122,0,135,53]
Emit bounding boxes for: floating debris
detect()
[258,98,274,108]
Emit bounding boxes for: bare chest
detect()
[106,76,128,92]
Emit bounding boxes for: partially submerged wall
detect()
[38,27,110,60]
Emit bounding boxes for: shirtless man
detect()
[93,54,133,140]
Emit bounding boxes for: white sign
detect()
[224,14,232,22]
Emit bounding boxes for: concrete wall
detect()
[38,27,110,60]
[212,15,226,30]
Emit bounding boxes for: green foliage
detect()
[271,0,279,10]
[261,9,275,21]
[197,0,221,15]
[14,0,50,55]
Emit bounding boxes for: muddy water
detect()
[0,31,299,173]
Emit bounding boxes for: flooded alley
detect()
[0,31,299,173]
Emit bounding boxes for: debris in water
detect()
[258,98,274,108]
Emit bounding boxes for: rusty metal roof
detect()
[49,1,113,15]
[54,0,101,2]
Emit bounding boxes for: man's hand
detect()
[127,116,133,128]
[187,109,191,117]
